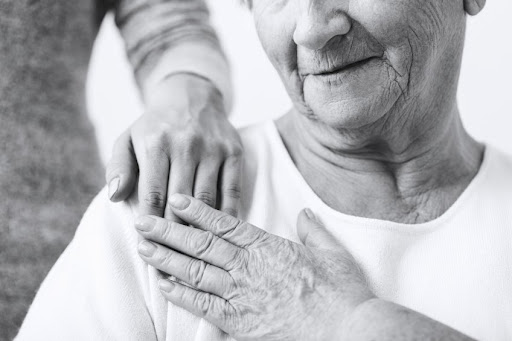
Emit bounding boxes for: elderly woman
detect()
[17,0,511,340]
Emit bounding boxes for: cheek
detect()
[255,19,294,72]
[351,1,416,73]
[352,0,463,74]
[350,0,407,39]
[351,0,445,43]
[253,2,296,70]
[254,8,308,110]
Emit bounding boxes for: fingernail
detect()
[304,208,316,220]
[135,216,156,232]
[108,177,120,200]
[158,279,175,293]
[169,194,190,210]
[138,241,156,257]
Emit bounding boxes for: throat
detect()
[292,160,467,224]
[275,112,484,224]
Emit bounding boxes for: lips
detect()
[314,56,381,76]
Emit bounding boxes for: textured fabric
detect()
[114,0,231,105]
[16,120,512,341]
[0,0,229,338]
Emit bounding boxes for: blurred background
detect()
[87,0,512,164]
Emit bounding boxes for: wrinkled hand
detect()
[106,74,243,221]
[135,194,375,341]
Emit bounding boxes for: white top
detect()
[17,121,512,341]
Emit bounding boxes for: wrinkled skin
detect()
[252,0,467,146]
[244,0,484,226]
[133,0,486,339]
[135,194,375,340]
[106,74,243,221]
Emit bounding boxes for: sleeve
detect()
[113,0,232,111]
[15,188,168,341]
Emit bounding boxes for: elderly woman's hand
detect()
[106,74,243,221]
[135,194,375,340]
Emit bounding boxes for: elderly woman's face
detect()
[252,0,466,129]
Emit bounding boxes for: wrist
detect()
[141,42,232,112]
[144,73,225,118]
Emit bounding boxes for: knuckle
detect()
[194,191,216,207]
[226,144,244,158]
[174,144,199,161]
[212,214,243,237]
[194,292,212,317]
[177,132,202,150]
[143,191,166,210]
[223,184,241,200]
[203,150,224,161]
[223,208,238,218]
[193,231,215,258]
[224,248,246,272]
[181,129,200,142]
[188,260,207,288]
[153,121,173,135]
[143,136,167,155]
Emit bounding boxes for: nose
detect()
[293,0,352,51]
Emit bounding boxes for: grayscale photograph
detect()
[1,0,511,340]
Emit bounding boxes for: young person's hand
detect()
[106,74,243,221]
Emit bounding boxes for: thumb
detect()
[105,131,138,202]
[297,208,339,250]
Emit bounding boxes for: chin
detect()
[302,61,402,129]
[304,87,400,130]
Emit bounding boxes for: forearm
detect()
[113,0,231,109]
[338,299,475,341]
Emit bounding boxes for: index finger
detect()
[135,215,243,271]
[167,194,267,248]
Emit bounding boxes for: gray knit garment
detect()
[0,0,220,338]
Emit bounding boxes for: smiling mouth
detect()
[314,57,380,76]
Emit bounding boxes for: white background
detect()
[87,1,512,164]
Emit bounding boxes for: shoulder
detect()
[236,120,277,179]
[470,145,512,225]
[16,188,164,339]
[53,187,147,293]
[233,121,284,225]
[236,120,282,172]
[75,187,139,252]
[486,145,512,171]
[237,120,276,151]
[481,146,512,194]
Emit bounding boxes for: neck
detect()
[276,106,484,224]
